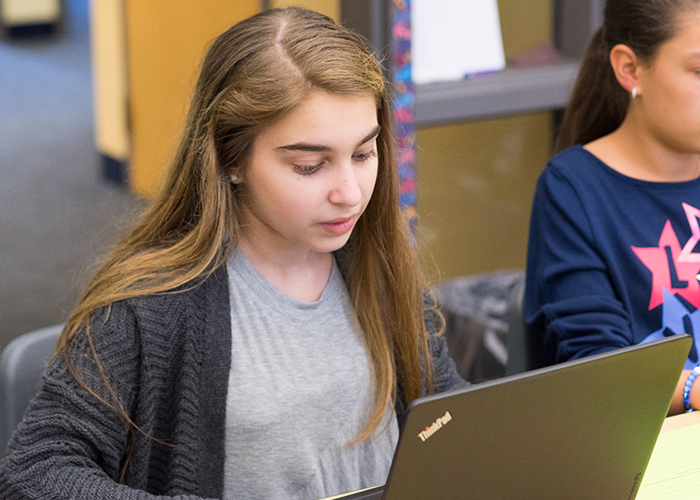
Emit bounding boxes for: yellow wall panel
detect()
[416,113,551,282]
[125,0,260,196]
[498,0,553,59]
[270,0,340,22]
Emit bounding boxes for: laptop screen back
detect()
[379,335,691,500]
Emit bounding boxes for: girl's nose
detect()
[329,164,362,207]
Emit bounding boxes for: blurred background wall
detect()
[0,0,142,352]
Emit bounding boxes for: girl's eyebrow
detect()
[275,125,381,153]
[358,125,381,147]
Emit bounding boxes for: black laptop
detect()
[324,335,691,500]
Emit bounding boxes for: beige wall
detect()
[90,0,129,162]
[417,0,554,282]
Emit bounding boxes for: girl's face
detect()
[636,9,700,154]
[238,91,379,258]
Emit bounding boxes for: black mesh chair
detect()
[505,277,547,375]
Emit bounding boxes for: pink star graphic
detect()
[632,220,700,310]
[678,203,700,263]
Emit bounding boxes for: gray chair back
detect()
[0,325,62,454]
[505,277,547,375]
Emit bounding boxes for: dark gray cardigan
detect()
[0,266,466,499]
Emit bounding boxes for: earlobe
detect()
[609,44,641,96]
[229,171,243,184]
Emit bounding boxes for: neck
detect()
[587,114,700,183]
[237,236,333,303]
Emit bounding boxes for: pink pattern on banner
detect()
[392,0,416,230]
[399,178,415,194]
[395,108,413,123]
[399,149,414,165]
[393,22,411,40]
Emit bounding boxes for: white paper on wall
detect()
[411,0,506,85]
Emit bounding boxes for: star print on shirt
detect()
[632,217,700,311]
[678,203,700,263]
[641,289,700,370]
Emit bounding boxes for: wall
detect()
[94,0,338,197]
[90,0,129,163]
[271,0,339,21]
[125,0,259,196]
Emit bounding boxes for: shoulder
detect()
[539,145,603,186]
[73,266,230,359]
[127,265,229,321]
[533,145,610,210]
[549,144,594,167]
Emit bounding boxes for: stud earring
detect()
[632,87,638,99]
[230,173,239,183]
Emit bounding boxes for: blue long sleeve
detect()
[525,146,700,365]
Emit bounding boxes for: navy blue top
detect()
[525,145,700,368]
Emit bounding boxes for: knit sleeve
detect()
[0,301,214,500]
[395,309,467,429]
[428,334,469,393]
[424,304,468,393]
[524,164,633,363]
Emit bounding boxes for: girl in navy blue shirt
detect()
[526,0,700,414]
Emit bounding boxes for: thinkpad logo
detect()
[417,411,452,442]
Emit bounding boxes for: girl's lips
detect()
[319,216,357,234]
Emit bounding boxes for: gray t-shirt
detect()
[223,250,398,500]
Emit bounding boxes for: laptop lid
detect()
[329,334,691,500]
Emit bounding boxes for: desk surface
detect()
[659,410,700,433]
[637,411,700,499]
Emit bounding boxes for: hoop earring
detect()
[229,173,239,183]
[632,87,638,99]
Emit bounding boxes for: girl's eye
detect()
[353,149,378,162]
[294,162,324,175]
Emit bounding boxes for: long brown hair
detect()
[59,7,435,444]
[555,0,700,152]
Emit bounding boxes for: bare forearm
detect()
[668,369,700,415]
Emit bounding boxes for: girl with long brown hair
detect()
[526,0,700,413]
[0,8,465,499]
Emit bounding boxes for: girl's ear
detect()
[609,44,641,95]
